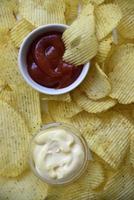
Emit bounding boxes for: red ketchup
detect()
[27,32,83,89]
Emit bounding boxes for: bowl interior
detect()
[18,24,90,95]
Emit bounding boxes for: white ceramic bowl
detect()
[18,24,90,95]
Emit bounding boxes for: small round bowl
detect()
[18,24,90,95]
[29,122,91,185]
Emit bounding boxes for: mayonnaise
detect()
[32,127,86,182]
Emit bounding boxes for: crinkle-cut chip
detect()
[41,93,71,102]
[95,3,122,41]
[0,42,25,90]
[115,0,134,40]
[118,11,134,40]
[95,35,113,64]
[86,161,105,190]
[62,4,98,66]
[43,0,66,24]
[0,90,15,107]
[64,0,79,24]
[70,111,101,131]
[113,103,134,122]
[80,64,111,100]
[0,100,30,177]
[0,30,10,46]
[81,0,104,5]
[130,134,134,168]
[102,167,134,199]
[47,164,100,200]
[0,79,7,92]
[6,0,19,16]
[0,171,48,200]
[0,87,41,134]
[0,0,16,30]
[72,89,116,113]
[42,112,54,125]
[115,0,134,14]
[19,0,65,27]
[11,18,35,48]
[108,44,134,104]
[83,111,134,169]
[48,101,82,120]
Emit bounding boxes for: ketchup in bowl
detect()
[27,32,83,89]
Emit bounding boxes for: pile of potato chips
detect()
[0,0,134,199]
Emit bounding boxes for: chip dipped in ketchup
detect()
[27,32,83,89]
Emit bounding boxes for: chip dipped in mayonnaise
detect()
[30,123,90,185]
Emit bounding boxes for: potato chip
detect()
[86,161,105,190]
[0,41,25,90]
[102,167,134,199]
[95,35,113,64]
[48,101,82,121]
[130,134,134,168]
[11,18,35,48]
[64,0,79,24]
[0,100,30,177]
[19,0,66,27]
[0,29,10,46]
[62,4,98,66]
[0,0,16,30]
[47,164,100,200]
[0,79,7,93]
[42,112,54,125]
[41,93,71,102]
[72,89,116,113]
[0,171,48,200]
[81,0,104,6]
[118,11,134,40]
[70,111,101,131]
[83,111,134,169]
[115,0,134,40]
[108,44,134,104]
[1,86,41,134]
[80,63,111,100]
[95,3,122,41]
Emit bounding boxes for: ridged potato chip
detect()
[95,35,113,64]
[0,0,16,30]
[19,0,65,27]
[0,171,48,200]
[0,87,41,134]
[86,161,105,190]
[62,4,98,66]
[11,18,35,48]
[47,163,100,200]
[0,100,30,177]
[95,3,122,41]
[0,42,25,90]
[41,93,71,102]
[81,0,104,5]
[42,112,54,125]
[0,30,10,46]
[0,79,7,93]
[70,111,101,131]
[83,111,134,169]
[115,0,134,39]
[72,89,116,113]
[102,167,134,199]
[130,134,134,168]
[108,44,134,104]
[48,101,82,120]
[80,63,111,100]
[64,0,79,24]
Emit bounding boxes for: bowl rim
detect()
[18,24,90,95]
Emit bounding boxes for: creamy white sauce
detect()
[32,128,85,180]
